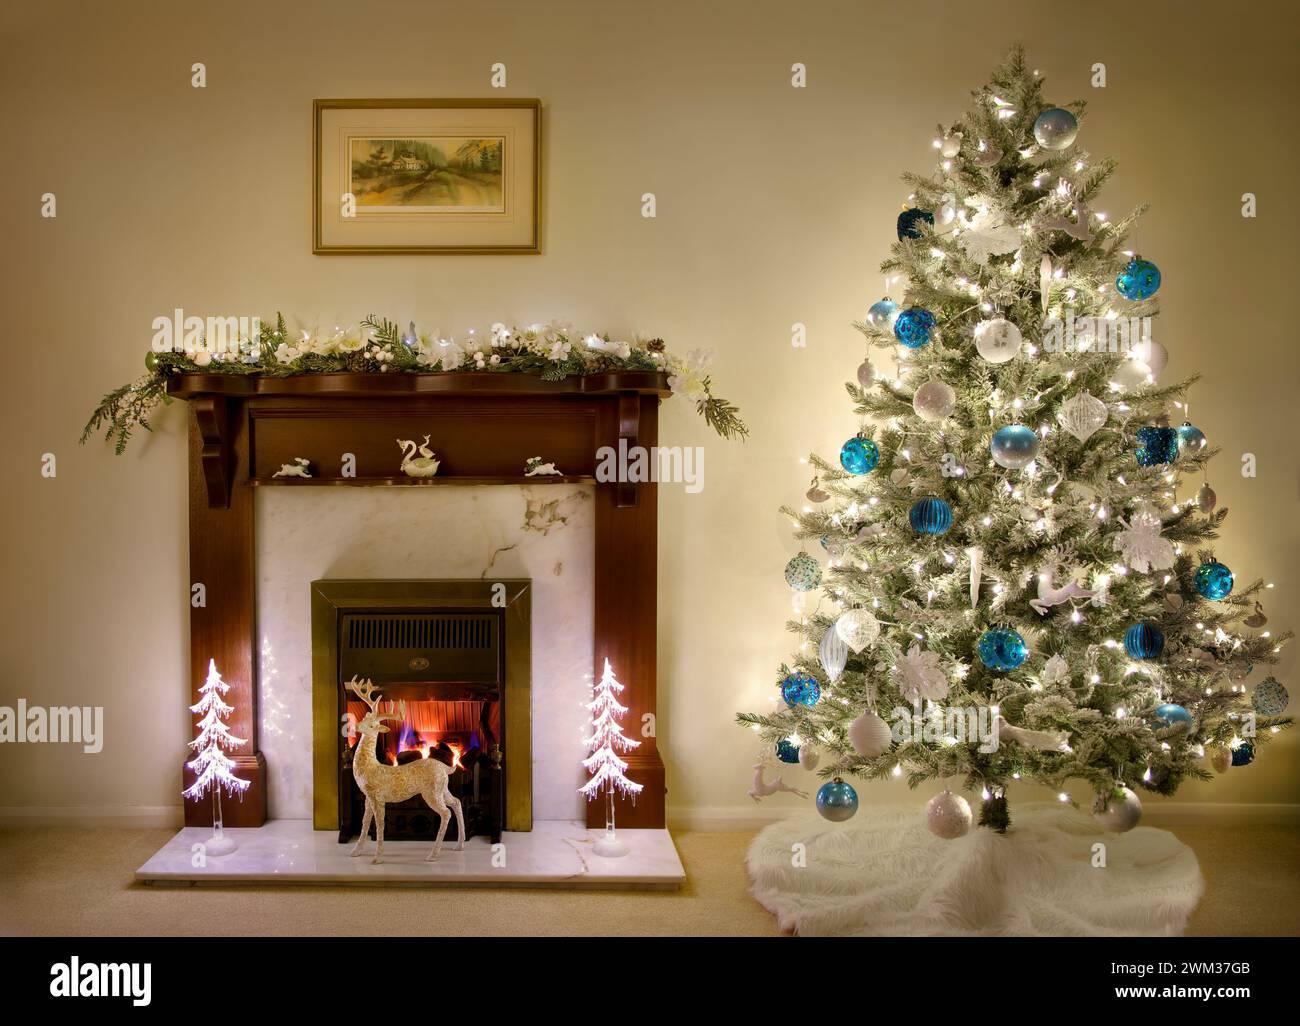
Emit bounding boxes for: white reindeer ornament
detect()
[346,677,464,864]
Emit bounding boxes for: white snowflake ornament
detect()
[958,197,1022,263]
[1041,654,1070,686]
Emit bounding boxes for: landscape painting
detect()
[349,136,505,211]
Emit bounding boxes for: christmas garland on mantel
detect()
[82,314,747,454]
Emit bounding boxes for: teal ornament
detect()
[1195,561,1234,600]
[775,739,800,764]
[1152,703,1194,728]
[866,299,899,330]
[781,671,821,709]
[1116,257,1162,301]
[909,497,953,535]
[894,308,936,349]
[897,207,934,240]
[1252,677,1289,717]
[990,425,1041,470]
[1176,422,1207,457]
[1135,425,1178,466]
[815,778,859,822]
[1032,107,1079,150]
[1124,622,1165,660]
[1231,741,1255,767]
[840,435,880,475]
[784,551,822,592]
[978,629,1028,672]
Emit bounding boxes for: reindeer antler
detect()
[346,676,382,711]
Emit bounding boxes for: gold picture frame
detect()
[313,98,541,254]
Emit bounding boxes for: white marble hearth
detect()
[136,820,685,889]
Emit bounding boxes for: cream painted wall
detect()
[1,0,1296,824]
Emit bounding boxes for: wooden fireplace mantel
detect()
[177,371,670,830]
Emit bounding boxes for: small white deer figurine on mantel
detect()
[346,676,464,864]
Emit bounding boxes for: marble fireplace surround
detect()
[175,371,670,831]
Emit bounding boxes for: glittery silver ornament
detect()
[1252,677,1289,716]
[856,359,876,388]
[1092,786,1142,833]
[973,318,1022,364]
[1196,483,1217,513]
[913,379,956,422]
[1056,390,1108,442]
[1032,107,1079,150]
[925,789,972,839]
[848,710,892,757]
[818,625,849,683]
[835,608,880,653]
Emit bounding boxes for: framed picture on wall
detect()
[313,98,541,254]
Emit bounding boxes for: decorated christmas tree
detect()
[580,658,643,856]
[738,47,1291,837]
[183,658,250,854]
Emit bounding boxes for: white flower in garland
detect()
[668,348,714,401]
[273,342,301,365]
[893,643,950,703]
[548,338,572,362]
[1041,653,1070,686]
[1112,507,1176,573]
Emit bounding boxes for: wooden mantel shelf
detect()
[166,370,672,400]
[178,368,669,832]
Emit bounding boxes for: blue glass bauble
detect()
[781,671,821,709]
[1231,741,1255,767]
[840,435,880,475]
[909,497,953,535]
[1124,622,1165,660]
[775,739,800,764]
[816,778,859,822]
[1116,257,1162,301]
[894,308,936,349]
[1176,423,1207,457]
[1135,426,1178,466]
[784,551,822,592]
[897,207,934,240]
[990,425,1041,470]
[1195,561,1234,600]
[866,299,899,330]
[978,629,1028,672]
[1152,703,1194,728]
[1033,107,1079,150]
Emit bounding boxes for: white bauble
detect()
[1056,390,1108,442]
[1196,484,1217,513]
[1092,786,1142,833]
[913,379,956,422]
[193,349,214,367]
[818,625,849,682]
[925,790,972,839]
[940,132,962,158]
[1113,358,1152,392]
[798,746,820,772]
[856,359,875,388]
[934,200,958,235]
[848,710,892,758]
[835,608,880,653]
[1130,337,1168,376]
[973,318,1022,364]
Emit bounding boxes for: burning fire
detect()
[393,733,466,772]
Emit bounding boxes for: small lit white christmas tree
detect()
[580,658,643,857]
[182,658,250,856]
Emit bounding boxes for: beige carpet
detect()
[0,823,1295,936]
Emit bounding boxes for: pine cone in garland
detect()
[646,338,666,353]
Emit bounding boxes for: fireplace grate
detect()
[345,614,495,651]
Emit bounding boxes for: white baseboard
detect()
[669,801,1300,832]
[0,805,183,828]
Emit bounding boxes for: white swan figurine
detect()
[398,435,440,478]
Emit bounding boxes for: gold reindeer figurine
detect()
[346,677,465,864]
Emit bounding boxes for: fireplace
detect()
[312,580,531,842]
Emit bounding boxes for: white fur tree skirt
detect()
[747,802,1203,936]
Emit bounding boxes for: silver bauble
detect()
[939,132,962,158]
[798,746,820,772]
[848,710,892,758]
[1056,390,1108,442]
[835,608,881,653]
[990,425,1041,470]
[1092,786,1142,833]
[818,625,849,683]
[925,789,972,839]
[1196,483,1217,513]
[857,359,876,388]
[1032,107,1079,150]
[973,318,1022,364]
[913,379,956,422]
